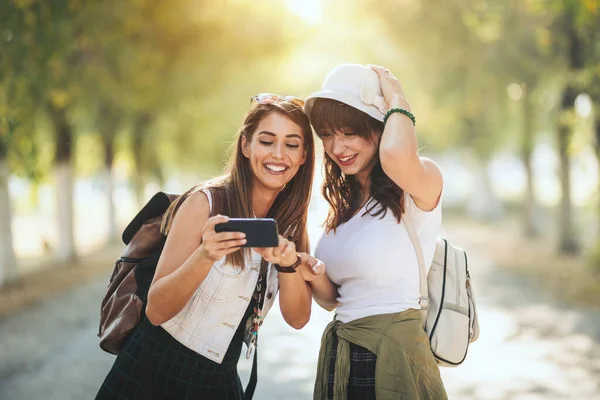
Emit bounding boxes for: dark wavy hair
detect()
[308,98,404,232]
[163,101,315,268]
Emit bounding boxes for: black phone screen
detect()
[214,218,279,248]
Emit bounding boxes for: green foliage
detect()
[1,0,313,184]
[2,0,600,187]
[357,0,600,161]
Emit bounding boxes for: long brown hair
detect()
[308,98,404,232]
[162,101,315,268]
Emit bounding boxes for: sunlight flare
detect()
[285,0,323,25]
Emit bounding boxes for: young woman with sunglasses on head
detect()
[302,64,447,399]
[96,94,316,400]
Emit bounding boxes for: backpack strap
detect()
[402,205,429,329]
[122,192,178,245]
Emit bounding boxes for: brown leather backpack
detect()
[98,190,192,354]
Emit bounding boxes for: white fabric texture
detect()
[315,195,442,323]
[304,63,386,122]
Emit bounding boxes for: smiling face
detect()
[319,130,378,179]
[242,112,307,191]
[309,98,384,184]
[306,98,405,232]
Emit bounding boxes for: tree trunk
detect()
[49,103,77,264]
[131,113,152,208]
[466,156,503,221]
[521,92,539,237]
[101,143,118,243]
[99,104,121,243]
[557,86,579,254]
[0,140,18,287]
[555,19,584,255]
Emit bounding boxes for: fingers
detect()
[369,65,400,86]
[202,235,245,259]
[204,214,230,232]
[253,247,272,259]
[311,259,325,275]
[368,65,406,107]
[369,64,390,76]
[369,64,383,72]
[213,231,246,243]
[257,236,296,265]
[303,254,324,275]
[298,252,326,276]
[279,241,294,263]
[203,215,246,245]
[296,254,326,282]
[278,235,297,265]
[298,252,311,265]
[201,237,244,261]
[217,237,247,251]
[204,230,246,249]
[200,215,247,260]
[272,235,284,258]
[272,235,292,259]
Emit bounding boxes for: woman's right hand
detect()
[198,215,247,262]
[369,64,410,111]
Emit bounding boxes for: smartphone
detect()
[214,218,279,248]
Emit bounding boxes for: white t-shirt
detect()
[314,195,442,323]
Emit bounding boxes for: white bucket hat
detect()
[304,63,386,122]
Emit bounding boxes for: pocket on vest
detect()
[199,261,244,303]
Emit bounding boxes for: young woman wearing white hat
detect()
[302,64,447,399]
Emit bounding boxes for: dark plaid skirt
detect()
[326,335,377,400]
[96,313,249,400]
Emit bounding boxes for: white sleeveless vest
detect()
[161,189,279,364]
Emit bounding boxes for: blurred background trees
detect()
[1,0,599,287]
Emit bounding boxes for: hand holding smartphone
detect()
[214,218,279,248]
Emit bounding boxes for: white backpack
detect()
[403,212,480,367]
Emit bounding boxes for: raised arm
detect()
[371,65,443,211]
[146,192,246,326]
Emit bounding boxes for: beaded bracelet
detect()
[383,108,416,126]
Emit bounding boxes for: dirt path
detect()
[439,222,600,399]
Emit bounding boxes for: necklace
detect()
[248,260,267,350]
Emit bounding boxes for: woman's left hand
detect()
[296,253,326,282]
[369,64,410,111]
[253,235,298,267]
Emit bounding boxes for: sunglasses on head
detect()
[250,93,305,108]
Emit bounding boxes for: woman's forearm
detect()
[146,251,214,326]
[278,271,312,329]
[379,96,418,161]
[309,274,339,311]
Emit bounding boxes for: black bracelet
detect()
[384,108,416,126]
[274,254,302,273]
